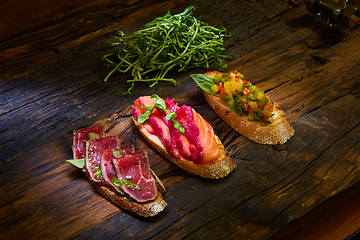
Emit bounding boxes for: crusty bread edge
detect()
[87,172,167,217]
[132,117,236,179]
[203,71,295,145]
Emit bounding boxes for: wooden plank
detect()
[271,182,360,240]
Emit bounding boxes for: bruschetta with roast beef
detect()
[67,125,167,217]
[132,94,236,179]
[191,71,295,144]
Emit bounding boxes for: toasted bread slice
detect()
[87,170,167,217]
[133,117,236,179]
[71,126,167,217]
[203,71,295,145]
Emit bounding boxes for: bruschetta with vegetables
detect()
[132,94,236,179]
[66,126,167,217]
[191,71,294,144]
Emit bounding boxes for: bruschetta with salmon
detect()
[132,94,236,179]
[191,71,294,144]
[67,125,167,217]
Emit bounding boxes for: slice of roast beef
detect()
[85,136,120,182]
[101,147,135,193]
[73,125,105,159]
[118,146,134,155]
[112,152,157,203]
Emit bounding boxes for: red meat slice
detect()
[101,147,134,193]
[85,136,120,182]
[112,152,157,203]
[73,125,105,159]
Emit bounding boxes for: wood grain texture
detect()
[1,0,360,239]
[271,182,360,240]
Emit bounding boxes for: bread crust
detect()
[204,71,295,145]
[87,171,167,217]
[133,117,236,179]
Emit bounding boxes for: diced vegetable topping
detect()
[210,71,274,123]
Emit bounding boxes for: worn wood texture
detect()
[271,181,360,240]
[1,0,360,239]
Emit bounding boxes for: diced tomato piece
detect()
[220,88,226,101]
[263,99,273,112]
[243,88,251,96]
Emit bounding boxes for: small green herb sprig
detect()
[112,177,140,190]
[65,159,139,190]
[103,6,231,95]
[94,167,102,179]
[66,158,85,168]
[137,94,185,133]
[65,159,103,179]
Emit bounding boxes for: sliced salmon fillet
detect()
[192,109,220,163]
[132,96,220,164]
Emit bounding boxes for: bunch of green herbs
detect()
[103,6,231,95]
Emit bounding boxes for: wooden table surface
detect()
[1,0,360,239]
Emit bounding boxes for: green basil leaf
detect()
[142,106,154,111]
[137,110,152,123]
[172,120,185,133]
[151,94,167,111]
[166,111,177,121]
[165,110,185,133]
[190,74,215,95]
[65,158,85,168]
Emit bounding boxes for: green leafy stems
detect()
[137,94,185,133]
[103,6,231,95]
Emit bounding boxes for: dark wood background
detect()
[1,0,359,239]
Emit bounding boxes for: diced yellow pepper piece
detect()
[224,81,234,96]
[224,95,234,102]
[233,80,242,91]
[211,84,219,93]
[249,101,258,112]
[214,74,223,83]
[256,91,265,100]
